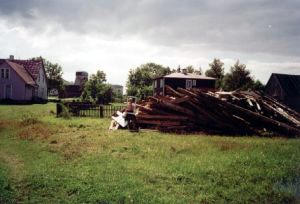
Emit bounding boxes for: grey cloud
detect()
[0,0,300,58]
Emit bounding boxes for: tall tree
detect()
[32,57,64,92]
[223,60,255,91]
[197,66,203,75]
[205,58,225,89]
[176,65,181,73]
[185,65,195,73]
[81,70,112,104]
[127,63,171,98]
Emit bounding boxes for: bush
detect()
[59,104,72,119]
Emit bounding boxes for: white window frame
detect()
[160,78,164,88]
[193,80,196,86]
[154,80,157,88]
[186,80,193,89]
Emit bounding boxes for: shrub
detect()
[59,104,71,119]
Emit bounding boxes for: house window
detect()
[1,69,9,79]
[186,80,193,89]
[5,69,9,79]
[0,69,4,78]
[193,80,196,86]
[160,79,164,88]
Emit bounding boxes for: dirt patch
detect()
[18,123,53,140]
[0,120,19,130]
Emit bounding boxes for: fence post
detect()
[56,103,62,117]
[100,105,104,118]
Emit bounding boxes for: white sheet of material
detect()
[112,111,127,127]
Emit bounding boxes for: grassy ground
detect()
[0,103,299,203]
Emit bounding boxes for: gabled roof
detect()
[162,72,216,80]
[8,59,43,80]
[271,73,300,96]
[5,60,36,86]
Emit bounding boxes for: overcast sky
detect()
[0,0,299,86]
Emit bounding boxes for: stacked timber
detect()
[136,85,300,137]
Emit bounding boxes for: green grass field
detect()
[0,103,299,203]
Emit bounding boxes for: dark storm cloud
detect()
[1,0,300,58]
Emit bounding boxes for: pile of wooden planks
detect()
[136,85,300,137]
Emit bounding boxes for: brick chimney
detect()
[9,55,14,60]
[182,68,188,75]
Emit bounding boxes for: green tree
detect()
[126,63,171,98]
[81,70,112,104]
[253,80,265,91]
[205,58,225,89]
[185,65,195,73]
[32,56,64,92]
[223,60,255,91]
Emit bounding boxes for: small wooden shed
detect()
[264,73,300,112]
[153,70,216,96]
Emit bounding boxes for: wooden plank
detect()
[156,98,195,117]
[137,120,181,126]
[165,85,184,97]
[171,96,191,104]
[197,91,300,137]
[137,114,188,120]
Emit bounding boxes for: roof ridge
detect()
[272,73,300,77]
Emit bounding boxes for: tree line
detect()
[127,59,264,98]
[41,57,264,103]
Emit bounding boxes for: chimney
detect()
[9,55,14,60]
[182,68,188,75]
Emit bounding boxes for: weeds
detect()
[20,113,40,126]
[58,104,72,119]
[18,123,53,140]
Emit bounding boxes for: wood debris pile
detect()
[136,85,300,137]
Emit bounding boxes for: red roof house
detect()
[0,56,48,101]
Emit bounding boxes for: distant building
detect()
[0,55,47,101]
[264,73,300,112]
[153,69,216,96]
[111,84,123,96]
[74,71,88,86]
[59,71,88,98]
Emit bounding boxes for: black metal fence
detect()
[76,105,125,118]
[57,103,126,118]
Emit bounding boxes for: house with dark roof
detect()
[153,69,216,96]
[0,55,47,101]
[264,73,300,112]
